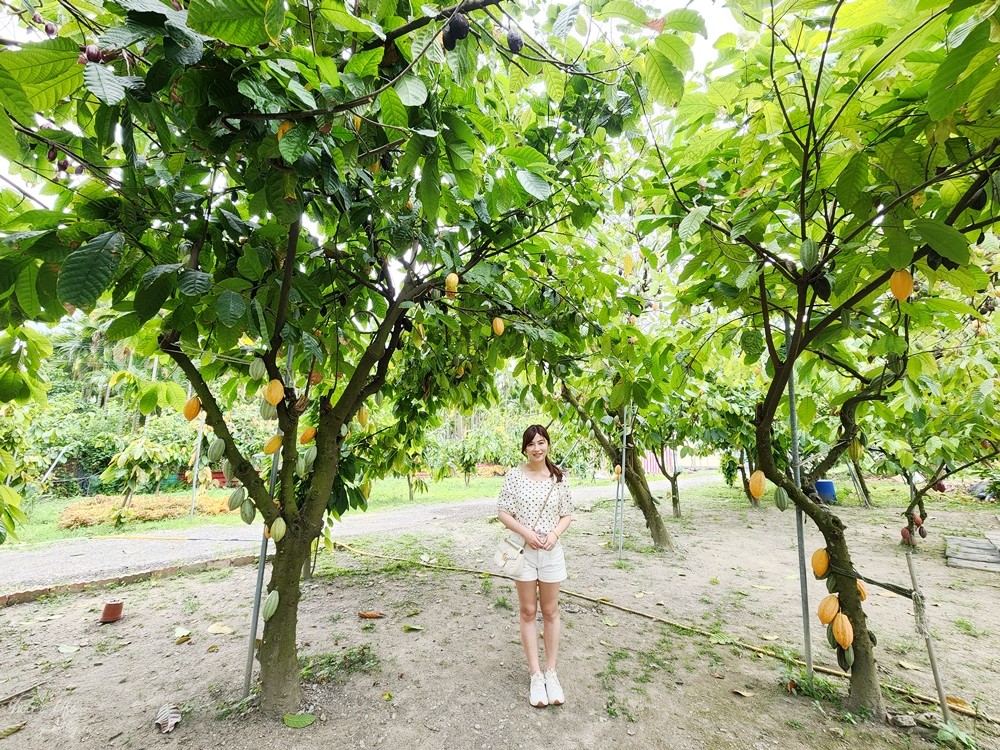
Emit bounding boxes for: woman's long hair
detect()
[521,424,564,483]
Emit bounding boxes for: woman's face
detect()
[525,433,549,464]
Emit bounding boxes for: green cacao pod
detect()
[800,238,819,270]
[826,573,838,593]
[847,438,864,462]
[207,438,225,463]
[827,622,838,650]
[843,644,855,670]
[303,445,317,472]
[836,646,849,672]
[773,486,789,512]
[249,358,267,381]
[227,486,246,511]
[295,456,306,477]
[222,458,234,483]
[260,399,277,420]
[270,516,286,543]
[262,590,279,622]
[240,498,256,525]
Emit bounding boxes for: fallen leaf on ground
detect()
[656,601,665,606]
[879,591,899,598]
[752,585,773,590]
[206,623,234,635]
[154,704,181,733]
[57,645,79,654]
[383,692,393,701]
[174,627,191,645]
[402,624,423,632]
[761,634,778,641]
[634,593,645,599]
[732,689,755,697]
[358,612,385,619]
[898,660,923,671]
[282,713,316,729]
[946,696,971,709]
[0,724,26,739]
[710,672,725,679]
[602,618,619,627]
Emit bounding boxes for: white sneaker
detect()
[544,669,564,705]
[529,672,548,707]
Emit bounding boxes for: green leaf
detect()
[379,88,408,129]
[553,3,581,39]
[282,713,317,729]
[57,232,123,309]
[543,65,565,103]
[0,108,21,160]
[595,0,648,26]
[516,170,552,201]
[187,0,269,47]
[0,38,82,113]
[278,123,310,163]
[654,34,694,73]
[83,63,127,105]
[503,146,548,170]
[178,269,211,296]
[678,205,710,242]
[662,8,706,37]
[263,0,284,43]
[106,312,144,341]
[319,1,382,36]
[419,154,440,219]
[644,50,683,106]
[344,48,383,78]
[395,76,427,107]
[15,262,40,318]
[0,68,32,122]
[216,289,247,326]
[835,152,868,211]
[911,219,970,266]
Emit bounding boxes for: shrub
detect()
[58,492,233,529]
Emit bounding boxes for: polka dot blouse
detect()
[497,465,574,534]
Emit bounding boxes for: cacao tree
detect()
[0,0,697,713]
[656,0,1000,715]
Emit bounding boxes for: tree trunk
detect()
[623,447,673,551]
[259,533,312,715]
[755,413,885,717]
[407,474,415,503]
[668,473,680,518]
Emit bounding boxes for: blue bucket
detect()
[815,479,837,504]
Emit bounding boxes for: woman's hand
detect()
[541,532,558,551]
[525,530,545,550]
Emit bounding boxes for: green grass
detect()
[12,475,507,546]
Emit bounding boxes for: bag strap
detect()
[527,476,557,530]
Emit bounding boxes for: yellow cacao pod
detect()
[183,396,201,421]
[748,470,766,499]
[812,547,830,579]
[847,438,864,462]
[623,253,635,276]
[889,269,913,301]
[263,434,283,455]
[270,516,286,543]
[445,272,459,298]
[299,427,316,444]
[357,405,369,427]
[856,579,867,602]
[614,464,622,476]
[832,612,854,649]
[264,378,284,406]
[818,594,840,625]
[492,317,505,336]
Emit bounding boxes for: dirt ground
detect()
[2,488,999,750]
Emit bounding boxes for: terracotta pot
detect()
[100,600,124,623]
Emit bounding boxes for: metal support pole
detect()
[188,416,206,519]
[785,314,812,680]
[243,346,293,698]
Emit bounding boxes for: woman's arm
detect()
[541,515,572,551]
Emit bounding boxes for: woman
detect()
[497,424,574,707]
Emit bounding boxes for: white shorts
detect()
[515,544,567,584]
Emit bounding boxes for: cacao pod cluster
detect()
[816,579,860,671]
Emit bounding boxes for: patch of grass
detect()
[299,644,380,684]
[94,637,126,655]
[613,559,634,571]
[954,618,988,637]
[598,648,636,721]
[181,596,200,615]
[779,664,842,705]
[494,596,513,610]
[479,577,493,595]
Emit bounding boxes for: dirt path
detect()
[1,480,999,750]
[0,475,709,596]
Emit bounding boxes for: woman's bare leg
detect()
[515,580,542,674]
